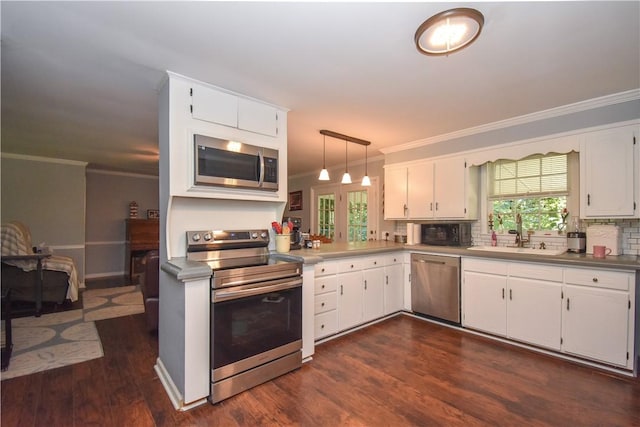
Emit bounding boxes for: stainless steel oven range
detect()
[186,229,302,404]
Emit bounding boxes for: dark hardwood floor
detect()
[2,314,639,426]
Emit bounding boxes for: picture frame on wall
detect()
[147,209,159,219]
[289,191,303,211]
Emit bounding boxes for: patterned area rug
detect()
[82,285,145,321]
[1,285,145,380]
[1,310,103,380]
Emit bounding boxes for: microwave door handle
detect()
[257,150,265,187]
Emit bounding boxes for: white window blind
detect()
[489,154,567,198]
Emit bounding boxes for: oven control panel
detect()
[186,229,269,250]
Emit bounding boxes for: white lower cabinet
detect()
[463,269,507,336]
[314,262,338,340]
[384,255,404,315]
[363,267,385,323]
[337,270,364,331]
[562,268,634,368]
[463,257,636,370]
[507,277,562,350]
[313,252,405,340]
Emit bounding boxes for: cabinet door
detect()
[237,98,279,137]
[384,168,408,219]
[462,271,507,336]
[562,285,629,367]
[191,84,238,127]
[407,163,433,218]
[337,271,363,330]
[362,268,385,322]
[581,126,637,217]
[384,263,404,315]
[507,278,562,350]
[434,157,467,218]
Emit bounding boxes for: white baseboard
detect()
[154,357,208,411]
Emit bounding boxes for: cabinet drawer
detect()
[508,262,563,282]
[315,275,338,295]
[315,311,338,339]
[463,258,508,275]
[385,253,403,266]
[362,256,384,269]
[315,292,337,314]
[564,268,632,291]
[315,262,337,277]
[338,259,364,273]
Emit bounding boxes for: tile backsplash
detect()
[395,219,640,256]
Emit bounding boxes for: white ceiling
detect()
[2,1,639,176]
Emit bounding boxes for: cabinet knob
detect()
[592,277,598,282]
[321,268,325,272]
[322,284,325,289]
[321,302,325,307]
[351,264,354,268]
[321,324,325,329]
[374,261,377,265]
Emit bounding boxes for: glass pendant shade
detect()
[361,144,371,186]
[341,139,351,184]
[318,168,330,181]
[318,135,330,181]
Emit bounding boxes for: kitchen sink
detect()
[467,246,566,256]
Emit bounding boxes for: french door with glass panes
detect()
[312,180,378,243]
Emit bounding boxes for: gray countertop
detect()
[164,241,639,280]
[280,241,640,271]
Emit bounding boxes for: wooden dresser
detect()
[125,219,159,281]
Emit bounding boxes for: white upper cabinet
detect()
[190,82,280,137]
[237,98,279,137]
[384,157,478,220]
[384,167,409,219]
[191,84,238,128]
[580,124,638,218]
[433,157,477,219]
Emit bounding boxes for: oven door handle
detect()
[214,269,301,288]
[213,277,302,302]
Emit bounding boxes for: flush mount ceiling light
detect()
[415,8,484,56]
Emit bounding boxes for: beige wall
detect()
[85,169,159,279]
[1,154,87,283]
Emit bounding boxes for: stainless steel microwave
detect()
[194,134,278,191]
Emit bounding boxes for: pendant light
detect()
[361,144,371,187]
[341,139,352,184]
[318,134,330,181]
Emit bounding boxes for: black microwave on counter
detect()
[420,223,472,246]
[194,134,278,191]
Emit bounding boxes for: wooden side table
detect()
[1,287,13,371]
[1,252,51,317]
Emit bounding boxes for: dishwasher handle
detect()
[416,259,446,265]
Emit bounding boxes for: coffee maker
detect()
[566,216,586,253]
[284,217,302,250]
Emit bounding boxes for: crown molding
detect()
[381,89,640,154]
[86,168,159,180]
[0,152,88,167]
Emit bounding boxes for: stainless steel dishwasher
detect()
[411,253,461,324]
